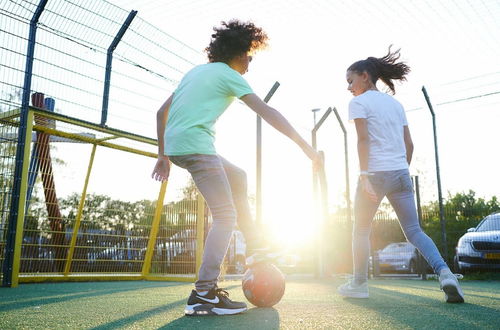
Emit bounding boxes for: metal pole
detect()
[256,81,280,226]
[333,108,352,225]
[422,86,447,260]
[101,10,137,126]
[312,108,321,126]
[311,107,332,278]
[2,0,48,287]
[414,175,427,280]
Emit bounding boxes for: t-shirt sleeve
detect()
[348,99,367,121]
[224,70,254,98]
[397,101,408,126]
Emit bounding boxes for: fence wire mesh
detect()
[0,0,206,284]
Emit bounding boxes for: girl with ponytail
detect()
[337,47,464,303]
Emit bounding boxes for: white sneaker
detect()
[337,280,369,298]
[439,269,465,303]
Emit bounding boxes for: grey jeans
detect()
[169,154,256,291]
[353,169,448,284]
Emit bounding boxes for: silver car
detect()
[373,242,420,274]
[454,212,500,273]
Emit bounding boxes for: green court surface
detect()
[1,278,499,329]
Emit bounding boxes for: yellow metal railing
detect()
[1,107,206,286]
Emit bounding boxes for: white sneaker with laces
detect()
[337,280,369,298]
[439,268,465,303]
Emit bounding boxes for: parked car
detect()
[454,212,500,273]
[156,229,247,273]
[373,242,422,274]
[225,230,247,274]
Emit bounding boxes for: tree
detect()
[180,177,198,201]
[421,190,500,263]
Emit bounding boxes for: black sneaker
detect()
[184,287,247,316]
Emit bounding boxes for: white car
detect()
[454,212,500,273]
[373,242,420,274]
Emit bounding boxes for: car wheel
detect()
[453,256,460,273]
[409,259,417,274]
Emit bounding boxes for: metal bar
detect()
[195,193,205,280]
[0,108,21,121]
[9,111,35,286]
[31,108,156,146]
[333,107,352,224]
[2,0,48,287]
[312,107,333,134]
[310,107,333,278]
[19,275,145,283]
[32,124,156,158]
[317,151,328,278]
[142,180,167,276]
[26,97,55,211]
[256,81,280,226]
[101,10,138,126]
[32,93,65,273]
[421,86,447,260]
[414,175,427,280]
[143,275,195,282]
[64,145,97,275]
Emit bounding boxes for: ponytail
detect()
[348,46,410,94]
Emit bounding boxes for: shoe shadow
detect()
[160,306,280,329]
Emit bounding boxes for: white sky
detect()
[55,0,500,241]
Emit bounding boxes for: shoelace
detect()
[214,288,229,298]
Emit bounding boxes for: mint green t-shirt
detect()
[164,62,253,156]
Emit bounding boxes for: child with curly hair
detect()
[337,47,464,303]
[152,20,320,315]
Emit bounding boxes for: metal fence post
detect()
[256,82,280,226]
[422,86,448,260]
[142,180,167,277]
[311,107,332,278]
[64,145,97,275]
[413,175,427,280]
[101,10,137,126]
[195,193,206,280]
[2,0,48,288]
[333,107,352,225]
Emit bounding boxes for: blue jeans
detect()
[169,154,256,291]
[353,169,448,284]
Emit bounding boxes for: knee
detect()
[210,204,237,229]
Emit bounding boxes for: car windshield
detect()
[476,215,500,232]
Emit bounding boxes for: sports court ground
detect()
[1,278,499,329]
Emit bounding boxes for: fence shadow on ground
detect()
[0,281,183,313]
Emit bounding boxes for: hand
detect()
[360,176,378,202]
[303,145,323,172]
[152,156,170,182]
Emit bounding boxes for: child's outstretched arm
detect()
[152,94,173,182]
[241,93,321,167]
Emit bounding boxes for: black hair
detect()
[348,46,411,94]
[205,19,268,63]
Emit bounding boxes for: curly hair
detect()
[348,46,411,94]
[205,20,268,63]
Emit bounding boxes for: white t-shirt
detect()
[348,90,409,172]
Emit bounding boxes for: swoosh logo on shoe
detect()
[197,295,219,304]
